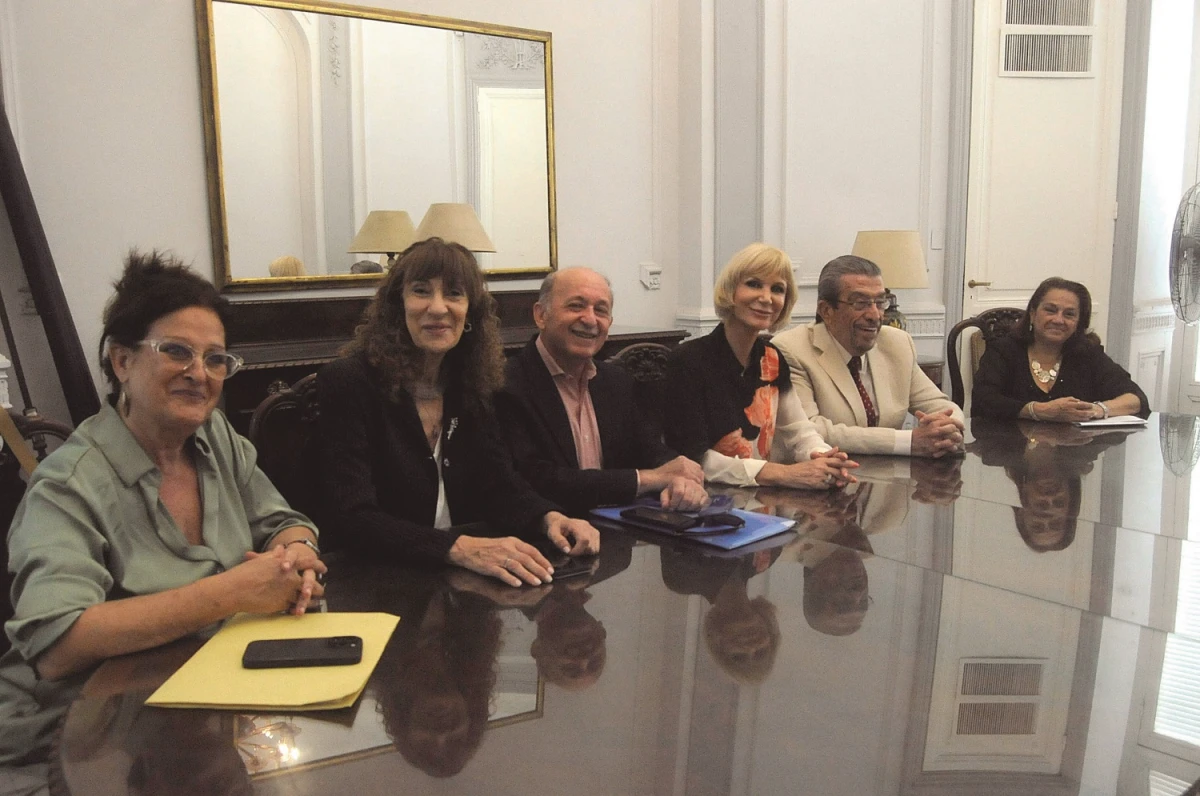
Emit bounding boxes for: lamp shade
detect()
[851,230,928,289]
[414,203,496,252]
[348,211,415,254]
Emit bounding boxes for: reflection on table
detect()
[51,415,1200,795]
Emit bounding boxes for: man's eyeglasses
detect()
[139,339,244,379]
[833,296,889,313]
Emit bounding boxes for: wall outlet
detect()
[640,263,662,290]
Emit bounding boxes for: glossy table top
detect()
[50,415,1200,795]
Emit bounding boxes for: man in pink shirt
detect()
[497,268,706,516]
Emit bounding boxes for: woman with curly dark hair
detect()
[316,238,599,586]
[971,277,1149,421]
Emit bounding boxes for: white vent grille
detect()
[1001,0,1095,77]
[961,661,1043,696]
[957,702,1038,735]
[1004,34,1092,73]
[1006,0,1093,26]
[955,658,1045,737]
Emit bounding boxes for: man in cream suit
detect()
[771,255,964,457]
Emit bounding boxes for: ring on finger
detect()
[823,473,835,486]
[502,557,512,570]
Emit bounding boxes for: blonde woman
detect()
[663,243,856,488]
[268,255,306,278]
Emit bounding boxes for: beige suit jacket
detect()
[771,322,962,455]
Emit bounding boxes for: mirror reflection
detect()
[200,0,556,289]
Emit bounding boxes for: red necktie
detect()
[848,356,878,427]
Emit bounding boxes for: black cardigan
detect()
[971,336,1151,420]
[314,352,558,564]
[495,338,675,515]
[662,324,794,461]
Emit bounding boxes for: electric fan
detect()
[1160,412,1200,477]
[1170,182,1200,323]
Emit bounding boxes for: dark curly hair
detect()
[99,250,230,406]
[1012,277,1097,353]
[348,238,504,416]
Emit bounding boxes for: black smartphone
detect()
[552,556,596,580]
[242,636,363,669]
[620,506,698,532]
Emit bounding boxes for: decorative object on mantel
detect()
[850,230,929,331]
[415,203,496,252]
[1169,182,1200,324]
[348,211,416,270]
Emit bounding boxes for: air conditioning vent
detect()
[1004,33,1092,73]
[961,661,1043,696]
[1006,0,1093,26]
[954,658,1045,737]
[957,702,1038,735]
[1001,0,1095,77]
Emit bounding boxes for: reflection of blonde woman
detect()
[268,255,306,278]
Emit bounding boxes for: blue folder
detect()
[590,506,796,550]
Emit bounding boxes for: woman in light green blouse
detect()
[0,252,325,769]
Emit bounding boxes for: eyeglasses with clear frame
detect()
[834,296,890,313]
[138,339,244,379]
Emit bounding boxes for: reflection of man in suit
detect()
[498,268,706,514]
[773,481,907,635]
[771,256,964,457]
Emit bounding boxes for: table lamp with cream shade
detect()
[851,230,929,330]
[348,210,416,269]
[414,203,496,252]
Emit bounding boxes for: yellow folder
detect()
[146,612,399,710]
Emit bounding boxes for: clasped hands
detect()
[912,409,965,458]
[1029,396,1103,423]
[238,539,327,616]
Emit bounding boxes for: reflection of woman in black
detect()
[660,548,782,683]
[374,587,500,778]
[970,420,1126,551]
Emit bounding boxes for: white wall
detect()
[675,1,954,359]
[359,22,458,226]
[215,4,315,277]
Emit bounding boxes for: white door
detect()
[961,0,1126,337]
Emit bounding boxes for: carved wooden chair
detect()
[606,342,672,428]
[946,307,1026,409]
[247,373,324,540]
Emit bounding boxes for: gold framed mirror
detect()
[196,0,557,292]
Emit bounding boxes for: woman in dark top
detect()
[316,239,599,587]
[663,243,856,488]
[971,277,1149,422]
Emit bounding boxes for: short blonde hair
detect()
[713,243,797,333]
[268,255,306,278]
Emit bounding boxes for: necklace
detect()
[414,396,443,451]
[1030,358,1060,385]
